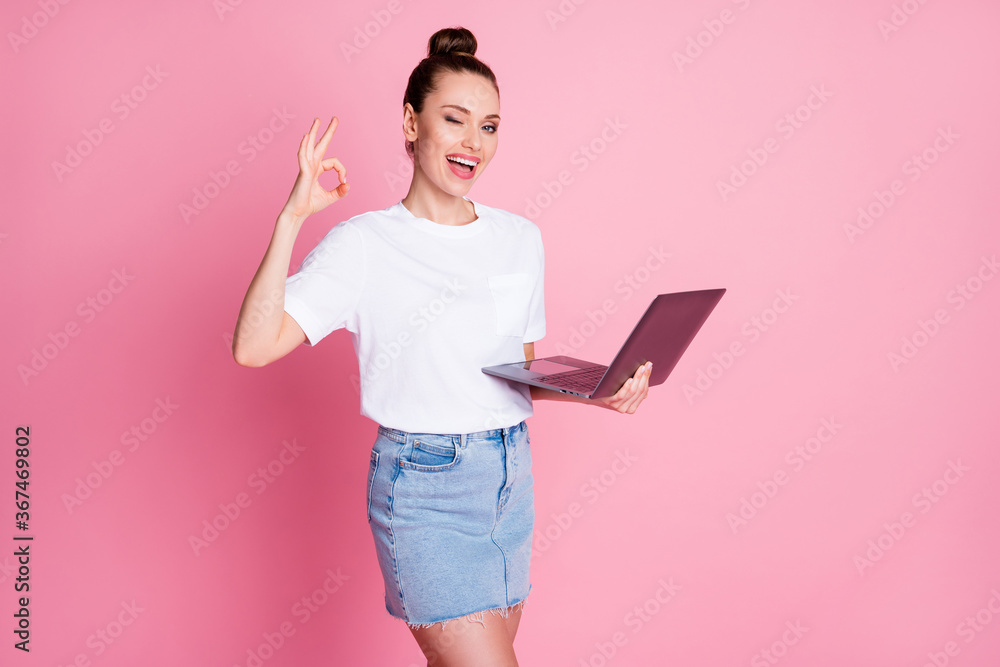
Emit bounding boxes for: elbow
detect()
[232,341,270,368]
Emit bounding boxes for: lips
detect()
[446,153,480,180]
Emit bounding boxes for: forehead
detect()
[429,71,499,115]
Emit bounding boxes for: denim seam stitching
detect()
[387,444,407,619]
[366,450,379,523]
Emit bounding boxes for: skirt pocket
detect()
[398,435,461,472]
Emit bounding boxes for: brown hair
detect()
[402,27,499,159]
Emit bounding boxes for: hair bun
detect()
[427,26,478,58]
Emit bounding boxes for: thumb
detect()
[331,181,350,199]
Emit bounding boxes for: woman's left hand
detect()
[597,362,652,414]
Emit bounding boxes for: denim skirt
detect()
[366,419,534,629]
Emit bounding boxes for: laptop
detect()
[481,288,726,398]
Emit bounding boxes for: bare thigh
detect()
[504,606,523,642]
[409,606,523,667]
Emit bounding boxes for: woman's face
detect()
[404,71,500,198]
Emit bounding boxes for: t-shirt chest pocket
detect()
[487,272,533,338]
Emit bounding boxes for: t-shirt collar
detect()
[395,197,487,238]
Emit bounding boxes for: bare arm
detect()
[232,213,309,367]
[233,117,350,367]
[524,342,652,414]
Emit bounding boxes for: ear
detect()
[402,103,418,143]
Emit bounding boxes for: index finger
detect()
[316,116,339,157]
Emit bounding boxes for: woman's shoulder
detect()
[316,201,405,237]
[344,201,405,225]
[472,200,541,239]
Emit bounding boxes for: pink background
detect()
[4,0,1000,664]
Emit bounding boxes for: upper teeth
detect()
[447,156,477,167]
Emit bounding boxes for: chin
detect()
[439,173,481,198]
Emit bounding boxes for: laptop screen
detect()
[521,359,581,375]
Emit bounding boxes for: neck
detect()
[401,163,476,226]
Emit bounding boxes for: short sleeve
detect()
[522,226,545,343]
[283,221,365,346]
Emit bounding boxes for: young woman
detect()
[233,26,653,667]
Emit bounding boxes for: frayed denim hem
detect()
[401,596,529,632]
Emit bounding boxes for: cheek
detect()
[483,135,499,162]
[434,125,463,145]
[416,131,442,163]
[419,126,451,158]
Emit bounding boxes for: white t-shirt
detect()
[283,198,545,434]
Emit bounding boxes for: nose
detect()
[461,123,481,152]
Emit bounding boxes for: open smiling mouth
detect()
[446,155,479,179]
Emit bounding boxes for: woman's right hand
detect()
[281,116,350,220]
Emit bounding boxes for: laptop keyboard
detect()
[537,365,608,393]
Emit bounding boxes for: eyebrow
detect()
[440,104,501,121]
